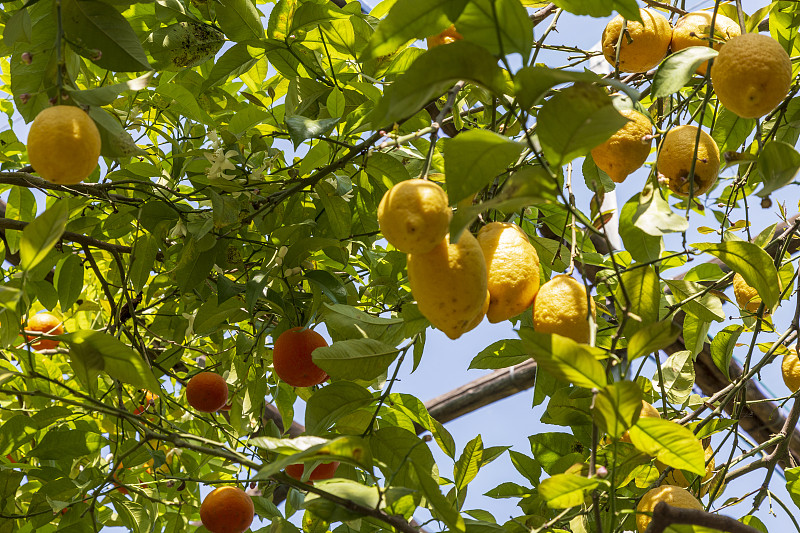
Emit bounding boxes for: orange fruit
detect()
[25,312,64,350]
[273,327,329,387]
[26,105,102,184]
[427,25,462,48]
[200,486,254,533]
[285,461,339,482]
[185,372,228,412]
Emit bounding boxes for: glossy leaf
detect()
[592,381,642,438]
[312,338,400,381]
[20,199,68,271]
[518,328,607,390]
[651,47,718,98]
[628,417,705,475]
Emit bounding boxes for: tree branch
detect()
[0,217,132,255]
[644,502,761,533]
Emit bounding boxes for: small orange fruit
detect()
[273,327,329,387]
[25,312,64,350]
[200,486,254,533]
[427,25,462,48]
[185,372,228,412]
[285,461,339,482]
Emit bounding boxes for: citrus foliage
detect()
[0,0,799,532]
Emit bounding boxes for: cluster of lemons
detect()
[593,8,791,196]
[378,179,595,342]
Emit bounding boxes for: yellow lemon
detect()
[711,33,792,118]
[26,105,102,184]
[732,272,763,314]
[661,446,716,496]
[463,290,491,334]
[636,485,704,533]
[407,232,488,340]
[476,222,541,323]
[670,12,741,76]
[782,349,800,392]
[427,25,462,48]
[657,125,720,197]
[378,180,451,255]
[620,400,661,443]
[590,109,653,183]
[602,9,672,73]
[532,275,596,344]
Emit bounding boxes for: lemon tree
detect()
[1,1,800,533]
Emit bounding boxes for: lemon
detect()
[732,272,763,314]
[464,290,491,333]
[378,180,451,255]
[532,275,595,344]
[427,25,462,49]
[656,125,720,197]
[26,105,102,184]
[602,9,672,73]
[660,445,716,496]
[671,12,741,76]
[711,33,792,118]
[620,400,661,443]
[476,222,541,323]
[636,485,704,533]
[590,109,653,183]
[407,232,488,340]
[782,349,800,392]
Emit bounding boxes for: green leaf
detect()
[285,116,340,148]
[305,270,347,305]
[154,84,214,124]
[651,47,718,98]
[619,193,663,263]
[54,253,84,310]
[538,473,599,509]
[322,303,406,346]
[147,22,224,70]
[654,350,695,405]
[371,426,436,489]
[130,234,158,292]
[361,0,468,60]
[627,320,680,360]
[312,338,400,381]
[370,40,507,127]
[305,381,374,435]
[664,279,725,323]
[454,434,483,490]
[537,83,629,167]
[303,480,409,523]
[518,328,607,390]
[173,237,217,292]
[0,415,38,457]
[68,72,153,106]
[28,427,102,460]
[616,265,660,337]
[61,0,152,72]
[253,436,371,480]
[710,325,743,381]
[449,166,558,241]
[514,65,640,110]
[20,199,68,271]
[592,381,642,438]
[529,433,583,474]
[194,296,248,336]
[683,315,710,357]
[89,107,147,158]
[508,450,541,485]
[216,0,264,42]
[786,466,800,511]
[632,184,690,236]
[628,417,705,475]
[468,339,529,369]
[692,241,781,310]
[550,0,641,20]
[454,0,532,57]
[712,107,755,154]
[387,393,456,458]
[201,43,257,91]
[412,461,466,532]
[444,129,525,205]
[65,330,161,391]
[755,141,800,198]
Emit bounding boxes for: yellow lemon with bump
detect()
[532,275,596,344]
[657,125,720,197]
[636,485,703,533]
[378,180,451,255]
[602,8,672,73]
[671,11,740,76]
[477,222,540,323]
[591,109,653,183]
